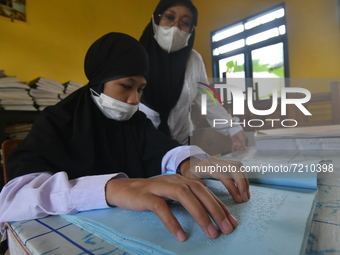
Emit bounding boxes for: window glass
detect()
[245,8,285,30]
[211,4,288,96]
[252,43,284,78]
[213,39,245,56]
[212,23,244,42]
[252,43,285,99]
[218,54,246,103]
[246,26,285,45]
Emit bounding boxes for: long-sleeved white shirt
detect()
[139,49,242,145]
[0,145,209,233]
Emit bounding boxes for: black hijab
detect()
[8,32,180,180]
[139,0,198,137]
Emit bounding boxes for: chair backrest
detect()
[1,139,23,184]
[287,81,340,127]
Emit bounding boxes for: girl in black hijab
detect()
[0,32,249,242]
[139,0,249,151]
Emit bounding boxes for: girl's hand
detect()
[105,174,238,242]
[180,157,250,203]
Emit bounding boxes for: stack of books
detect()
[60,81,83,99]
[29,77,65,110]
[5,123,33,139]
[0,71,36,111]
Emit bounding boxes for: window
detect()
[211,4,289,103]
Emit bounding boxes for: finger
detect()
[240,170,250,197]
[226,161,249,202]
[242,135,249,148]
[218,178,244,203]
[189,183,238,235]
[191,158,249,202]
[233,177,249,202]
[210,160,249,202]
[236,170,250,199]
[170,182,221,239]
[240,138,247,148]
[206,188,238,230]
[145,195,187,242]
[188,177,206,186]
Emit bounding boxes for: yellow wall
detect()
[0,0,339,86]
[0,0,159,84]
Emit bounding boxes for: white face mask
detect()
[152,15,192,53]
[90,89,139,121]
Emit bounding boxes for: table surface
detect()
[5,148,340,255]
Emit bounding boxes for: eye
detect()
[121,84,132,90]
[180,19,192,29]
[165,14,175,20]
[162,13,176,24]
[138,86,146,93]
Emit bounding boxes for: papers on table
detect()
[254,125,340,150]
[62,179,317,255]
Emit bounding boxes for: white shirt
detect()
[139,49,242,144]
[0,145,208,233]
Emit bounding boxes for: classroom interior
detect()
[0,1,340,253]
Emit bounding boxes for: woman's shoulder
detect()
[187,49,204,66]
[189,49,203,60]
[186,49,206,72]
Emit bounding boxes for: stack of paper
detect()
[29,77,65,110]
[5,123,33,139]
[254,125,340,150]
[0,73,36,111]
[62,178,317,255]
[61,81,83,99]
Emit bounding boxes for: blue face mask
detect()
[90,89,139,121]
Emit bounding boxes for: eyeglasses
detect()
[158,12,194,32]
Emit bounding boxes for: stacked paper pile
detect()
[29,77,65,110]
[62,179,317,255]
[0,72,36,111]
[254,125,340,150]
[60,81,83,99]
[5,123,33,139]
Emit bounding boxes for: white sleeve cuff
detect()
[71,173,128,211]
[161,145,210,175]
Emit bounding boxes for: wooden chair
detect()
[1,139,23,184]
[287,82,340,127]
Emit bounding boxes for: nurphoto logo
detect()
[198,81,312,129]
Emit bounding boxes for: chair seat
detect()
[1,139,24,184]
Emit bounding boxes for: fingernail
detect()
[176,230,186,242]
[221,219,233,234]
[243,191,249,201]
[230,214,238,227]
[236,194,243,203]
[208,224,218,239]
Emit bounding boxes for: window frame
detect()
[210,3,290,82]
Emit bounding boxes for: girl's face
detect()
[159,3,194,33]
[103,76,146,105]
